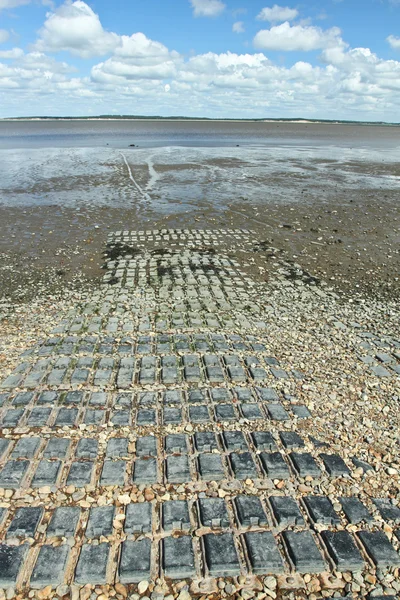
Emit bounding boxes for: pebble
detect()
[138,582,149,595]
[2,228,400,600]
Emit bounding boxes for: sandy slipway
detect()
[0,229,399,600]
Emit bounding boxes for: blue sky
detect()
[0,0,399,120]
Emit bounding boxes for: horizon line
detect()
[1,115,399,126]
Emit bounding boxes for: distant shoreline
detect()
[1,116,399,126]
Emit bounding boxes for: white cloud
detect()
[0,0,53,10]
[1,0,400,121]
[254,22,344,51]
[190,0,225,17]
[114,33,177,63]
[0,29,10,43]
[35,0,120,58]
[90,33,180,83]
[257,5,299,22]
[387,35,400,50]
[0,47,23,58]
[0,0,30,10]
[233,21,245,33]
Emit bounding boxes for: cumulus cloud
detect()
[35,0,119,58]
[0,47,23,58]
[254,22,343,51]
[114,33,177,63]
[0,29,10,43]
[257,5,299,23]
[90,32,180,84]
[387,35,400,50]
[0,49,76,96]
[233,21,245,33]
[1,0,400,121]
[190,0,225,17]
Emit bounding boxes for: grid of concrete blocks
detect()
[0,229,399,594]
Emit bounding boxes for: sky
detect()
[0,0,399,120]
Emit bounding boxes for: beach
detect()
[0,121,400,598]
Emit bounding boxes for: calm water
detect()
[1,119,400,149]
[0,120,399,211]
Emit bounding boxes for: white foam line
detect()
[145,153,160,191]
[120,152,151,201]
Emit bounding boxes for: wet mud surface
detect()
[0,137,399,302]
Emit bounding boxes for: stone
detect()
[55,584,70,597]
[47,507,80,537]
[223,431,248,452]
[291,405,312,419]
[303,496,340,525]
[162,500,190,531]
[138,580,149,594]
[339,496,373,524]
[241,404,263,420]
[165,434,188,455]
[256,388,279,401]
[266,404,289,421]
[198,497,230,528]
[0,460,29,488]
[136,436,157,457]
[251,432,277,452]
[27,408,51,427]
[7,507,43,537]
[75,543,110,584]
[163,536,195,579]
[106,438,129,457]
[215,404,236,421]
[125,502,152,533]
[32,460,61,487]
[0,545,28,586]
[194,432,218,453]
[86,506,115,538]
[44,438,70,458]
[244,532,284,574]
[289,453,321,478]
[373,499,400,523]
[100,460,126,485]
[203,533,240,576]
[189,405,210,423]
[133,458,157,483]
[260,453,290,479]
[283,531,326,573]
[67,461,94,486]
[279,432,305,449]
[198,454,225,480]
[137,408,157,426]
[55,408,78,426]
[269,496,304,526]
[119,539,151,583]
[234,495,268,527]
[371,365,391,377]
[163,407,182,425]
[321,531,365,571]
[319,454,350,477]
[357,531,400,568]
[166,456,190,483]
[229,452,258,479]
[30,545,70,588]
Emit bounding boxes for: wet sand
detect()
[0,189,399,302]
[0,121,399,302]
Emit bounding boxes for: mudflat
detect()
[0,120,399,301]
